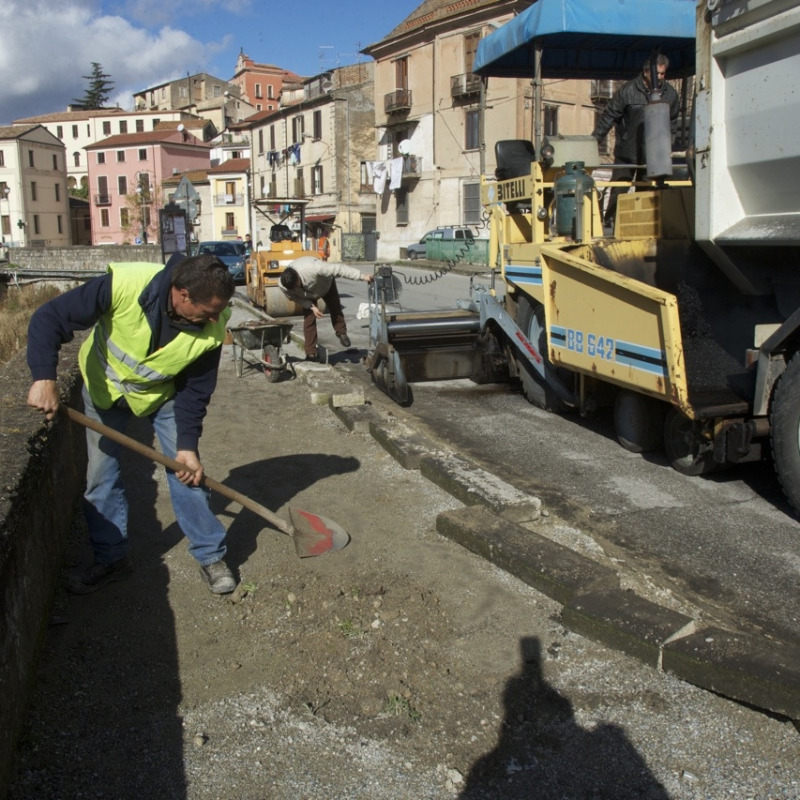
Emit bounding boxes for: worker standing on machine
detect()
[592,54,681,227]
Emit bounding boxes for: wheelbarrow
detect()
[228,319,295,382]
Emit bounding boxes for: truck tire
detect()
[770,351,800,514]
[614,391,665,453]
[515,295,568,413]
[663,407,717,476]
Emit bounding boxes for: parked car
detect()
[406,227,474,260]
[196,240,247,284]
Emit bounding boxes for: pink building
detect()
[85,129,211,245]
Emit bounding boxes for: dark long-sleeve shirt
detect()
[592,74,681,165]
[27,256,223,451]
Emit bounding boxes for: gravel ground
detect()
[7,304,800,799]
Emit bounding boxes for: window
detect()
[119,121,128,134]
[33,215,40,235]
[56,125,63,139]
[120,208,129,227]
[103,121,111,135]
[360,161,371,190]
[225,181,236,203]
[544,105,559,137]
[225,211,235,231]
[101,209,110,227]
[52,154,58,170]
[396,188,408,225]
[313,110,322,140]
[97,152,105,164]
[268,85,274,99]
[97,176,109,204]
[465,109,479,150]
[73,152,81,167]
[395,57,409,91]
[258,130,264,154]
[463,182,481,224]
[136,119,144,132]
[312,165,324,194]
[72,125,79,138]
[270,125,276,151]
[0,151,4,167]
[260,175,266,197]
[116,151,125,163]
[118,176,127,195]
[139,173,150,193]
[292,115,304,143]
[28,150,34,167]
[138,148,147,161]
[213,85,222,98]
[464,31,480,73]
[2,215,9,236]
[57,215,63,234]
[257,104,262,111]
[31,182,37,201]
[255,83,262,99]
[55,183,60,202]
[179,86,188,98]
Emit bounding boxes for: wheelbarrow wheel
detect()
[262,344,282,383]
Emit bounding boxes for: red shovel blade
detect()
[289,507,351,557]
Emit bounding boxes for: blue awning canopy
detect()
[473,0,696,80]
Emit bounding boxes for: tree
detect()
[72,63,115,110]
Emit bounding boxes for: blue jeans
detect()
[81,386,227,566]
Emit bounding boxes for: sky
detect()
[0,0,422,125]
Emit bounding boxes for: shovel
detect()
[63,406,350,558]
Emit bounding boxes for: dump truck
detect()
[367,0,800,513]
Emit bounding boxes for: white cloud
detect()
[0,0,225,123]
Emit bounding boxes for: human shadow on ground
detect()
[459,637,670,800]
[8,415,188,799]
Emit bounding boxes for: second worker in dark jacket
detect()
[592,55,681,224]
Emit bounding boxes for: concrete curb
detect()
[326,375,800,722]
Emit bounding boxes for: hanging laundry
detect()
[389,157,404,191]
[373,161,389,195]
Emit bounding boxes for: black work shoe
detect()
[337,334,352,348]
[66,556,133,595]
[304,354,319,362]
[200,561,236,594]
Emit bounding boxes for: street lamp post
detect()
[135,182,148,244]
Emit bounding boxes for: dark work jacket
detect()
[27,253,223,451]
[592,75,681,165]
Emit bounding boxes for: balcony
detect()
[385,89,412,114]
[94,194,111,206]
[214,193,244,205]
[451,73,481,99]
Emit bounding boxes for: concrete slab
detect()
[436,505,618,606]
[563,588,695,669]
[663,627,800,721]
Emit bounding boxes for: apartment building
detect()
[13,107,201,197]
[245,62,376,259]
[362,0,598,260]
[85,129,210,246]
[133,73,254,133]
[229,51,304,114]
[206,158,252,242]
[0,124,70,248]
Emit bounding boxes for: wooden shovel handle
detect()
[62,406,293,536]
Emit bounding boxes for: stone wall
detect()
[0,341,86,796]
[5,244,163,273]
